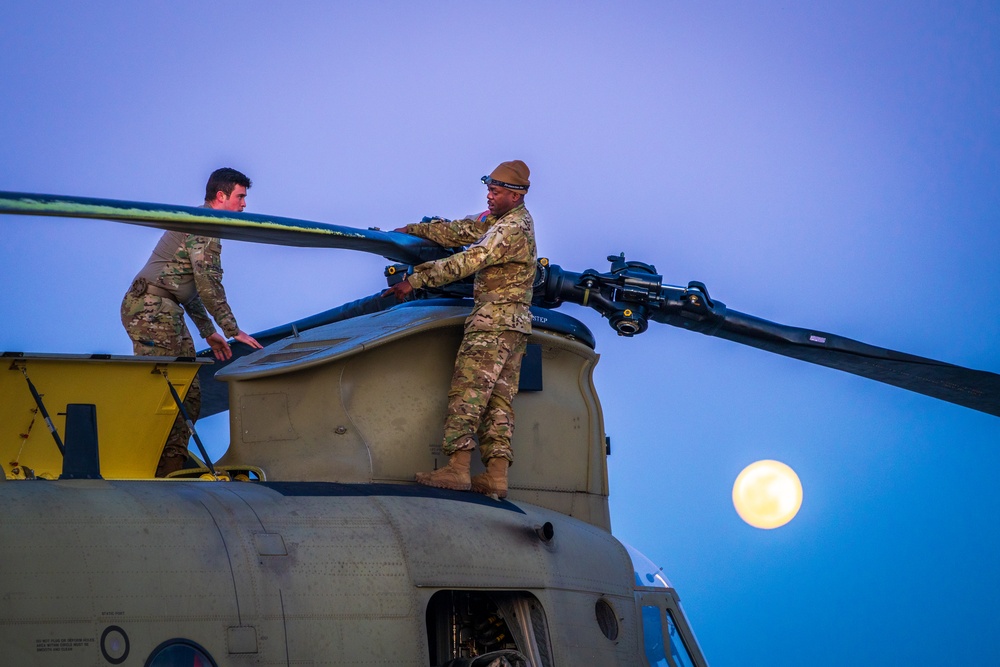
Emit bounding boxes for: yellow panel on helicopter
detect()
[0,353,208,480]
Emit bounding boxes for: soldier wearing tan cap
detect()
[385,160,537,498]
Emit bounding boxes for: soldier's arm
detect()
[408,223,523,290]
[402,217,491,248]
[189,236,241,339]
[184,295,217,339]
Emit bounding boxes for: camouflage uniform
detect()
[404,203,536,463]
[120,229,241,461]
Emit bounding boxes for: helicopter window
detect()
[640,605,696,667]
[425,590,553,667]
[595,598,619,640]
[641,604,669,667]
[664,609,696,667]
[145,639,217,667]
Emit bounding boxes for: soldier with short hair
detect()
[121,167,263,477]
[385,160,537,498]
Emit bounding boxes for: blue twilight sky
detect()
[2,2,999,665]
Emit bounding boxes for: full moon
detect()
[732,460,803,529]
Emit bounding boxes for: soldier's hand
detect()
[234,330,264,350]
[206,332,232,361]
[382,280,414,301]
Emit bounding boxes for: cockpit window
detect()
[642,604,669,667]
[664,609,696,667]
[641,604,698,667]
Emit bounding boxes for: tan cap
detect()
[481,160,530,192]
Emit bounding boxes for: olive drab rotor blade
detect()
[536,261,1000,417]
[8,189,998,417]
[652,303,1000,417]
[0,191,448,265]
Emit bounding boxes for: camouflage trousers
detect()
[120,279,200,461]
[442,329,527,464]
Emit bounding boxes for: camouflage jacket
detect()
[404,204,536,333]
[134,229,239,339]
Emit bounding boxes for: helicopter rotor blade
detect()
[0,191,448,265]
[536,260,1000,417]
[7,189,996,416]
[658,302,1000,417]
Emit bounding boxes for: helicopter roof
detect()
[216,299,594,383]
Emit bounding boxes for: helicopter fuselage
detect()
[1,302,707,666]
[1,477,700,665]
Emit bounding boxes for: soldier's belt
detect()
[474,294,530,304]
[145,283,179,304]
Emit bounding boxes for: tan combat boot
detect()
[471,457,509,499]
[415,451,472,491]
